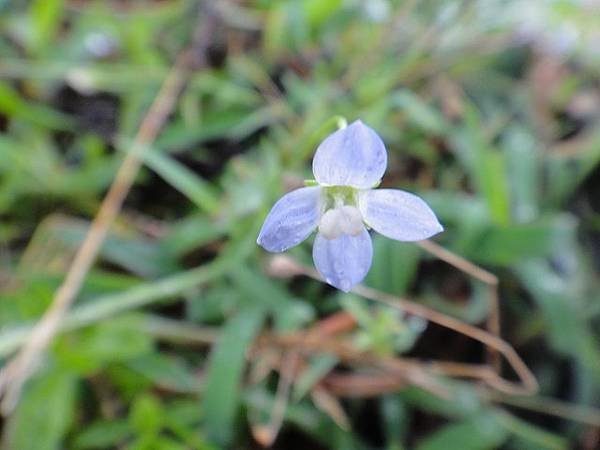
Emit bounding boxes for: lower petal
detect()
[312,228,373,292]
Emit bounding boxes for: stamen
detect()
[319,209,342,240]
[319,206,363,240]
[338,206,363,236]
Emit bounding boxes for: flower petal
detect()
[359,189,443,241]
[312,227,373,292]
[257,186,322,252]
[312,120,387,188]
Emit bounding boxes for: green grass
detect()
[1,0,600,449]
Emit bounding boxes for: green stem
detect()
[0,259,231,358]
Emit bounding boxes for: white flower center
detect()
[318,205,363,240]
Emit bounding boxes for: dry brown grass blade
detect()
[141,317,598,430]
[116,314,594,430]
[350,285,536,395]
[267,255,538,396]
[311,385,351,430]
[251,351,299,447]
[249,312,359,445]
[486,391,600,428]
[323,372,407,397]
[258,333,450,400]
[0,6,218,415]
[417,361,533,395]
[416,240,502,373]
[306,310,357,337]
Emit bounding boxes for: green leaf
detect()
[452,105,510,224]
[0,257,232,359]
[293,354,338,401]
[503,125,540,221]
[54,221,174,278]
[232,266,314,332]
[494,410,568,450]
[304,0,343,28]
[74,420,131,450]
[6,368,77,450]
[402,384,483,418]
[473,215,575,265]
[160,214,226,260]
[0,81,73,129]
[161,400,219,450]
[127,353,201,393]
[202,307,266,444]
[381,396,409,448]
[390,90,448,134]
[415,414,507,450]
[516,260,600,380]
[546,131,600,207]
[155,109,261,150]
[163,399,203,427]
[263,2,297,57]
[56,315,154,374]
[29,0,64,53]
[130,394,163,436]
[366,235,421,294]
[139,147,220,215]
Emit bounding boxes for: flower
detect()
[257,119,443,292]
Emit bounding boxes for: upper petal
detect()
[257,186,322,252]
[312,120,387,188]
[312,227,373,292]
[359,189,443,242]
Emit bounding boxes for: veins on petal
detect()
[312,228,373,292]
[257,186,322,252]
[312,120,388,189]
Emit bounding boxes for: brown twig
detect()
[306,310,357,337]
[0,5,217,414]
[310,385,351,430]
[251,351,299,447]
[416,240,497,285]
[322,372,407,397]
[486,392,600,428]
[257,333,449,398]
[354,285,535,395]
[416,239,502,372]
[268,255,538,396]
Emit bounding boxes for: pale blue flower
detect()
[257,120,443,292]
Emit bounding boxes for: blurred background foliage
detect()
[1,0,600,449]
